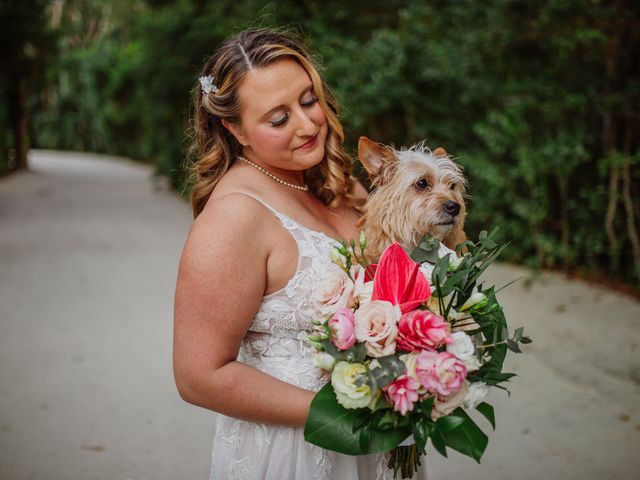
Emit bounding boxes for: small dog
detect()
[357,136,469,260]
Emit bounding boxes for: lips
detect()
[297,134,318,149]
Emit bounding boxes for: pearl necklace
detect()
[237,156,309,191]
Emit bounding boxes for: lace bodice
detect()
[237,194,342,392]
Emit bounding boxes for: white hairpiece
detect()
[199,75,219,94]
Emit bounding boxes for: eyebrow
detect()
[260,84,315,120]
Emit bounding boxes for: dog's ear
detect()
[358,137,396,178]
[433,147,448,157]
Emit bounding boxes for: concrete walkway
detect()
[0,150,638,480]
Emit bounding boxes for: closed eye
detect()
[270,113,288,127]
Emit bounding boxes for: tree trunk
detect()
[621,117,640,278]
[7,77,29,171]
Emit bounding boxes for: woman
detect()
[173,28,426,479]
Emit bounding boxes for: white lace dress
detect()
[209,194,428,480]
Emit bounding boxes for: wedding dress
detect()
[208,193,428,480]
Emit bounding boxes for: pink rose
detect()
[329,308,357,350]
[383,374,420,416]
[397,310,453,352]
[354,300,400,358]
[415,350,467,397]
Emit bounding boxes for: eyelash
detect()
[270,97,319,127]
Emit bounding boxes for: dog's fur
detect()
[357,136,469,260]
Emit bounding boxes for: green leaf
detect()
[321,339,367,363]
[506,338,522,353]
[476,402,496,430]
[304,383,409,455]
[412,420,429,451]
[435,414,465,433]
[411,233,441,263]
[429,425,448,458]
[441,408,488,463]
[418,396,435,417]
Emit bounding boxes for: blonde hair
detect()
[186,28,364,218]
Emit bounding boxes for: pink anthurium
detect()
[372,243,431,313]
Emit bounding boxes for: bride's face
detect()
[228,58,328,173]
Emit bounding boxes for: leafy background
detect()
[1,0,638,293]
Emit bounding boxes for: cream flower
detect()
[331,361,372,409]
[312,352,336,371]
[314,269,354,316]
[446,331,482,372]
[463,382,491,409]
[354,300,400,358]
[432,380,469,420]
[350,264,374,307]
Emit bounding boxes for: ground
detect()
[0,150,638,480]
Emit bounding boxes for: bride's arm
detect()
[172,194,315,427]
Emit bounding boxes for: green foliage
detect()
[24,0,640,289]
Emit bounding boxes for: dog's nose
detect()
[443,200,460,216]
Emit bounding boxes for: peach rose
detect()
[354,300,400,357]
[314,269,354,317]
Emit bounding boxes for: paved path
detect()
[0,150,638,480]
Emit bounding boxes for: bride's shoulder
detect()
[184,190,277,263]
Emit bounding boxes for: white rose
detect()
[447,331,475,358]
[354,300,400,358]
[447,331,482,372]
[331,361,372,409]
[314,269,354,316]
[312,352,336,371]
[432,381,469,420]
[463,382,491,409]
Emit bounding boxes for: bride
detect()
[173,28,427,479]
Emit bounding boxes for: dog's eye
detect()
[450,183,456,190]
[415,179,429,190]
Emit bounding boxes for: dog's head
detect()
[358,136,469,250]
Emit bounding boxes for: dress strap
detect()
[220,191,300,234]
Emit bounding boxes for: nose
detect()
[294,108,317,136]
[442,200,460,216]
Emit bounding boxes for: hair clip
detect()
[199,75,219,94]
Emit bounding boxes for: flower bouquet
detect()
[304,227,531,478]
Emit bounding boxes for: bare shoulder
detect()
[179,193,275,274]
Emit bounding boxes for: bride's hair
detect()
[186,27,364,218]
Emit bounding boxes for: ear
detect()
[221,119,248,146]
[432,147,448,157]
[358,136,396,177]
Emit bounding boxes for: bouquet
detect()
[304,227,531,478]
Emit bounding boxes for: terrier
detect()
[357,136,469,260]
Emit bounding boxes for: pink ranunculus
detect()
[415,350,467,398]
[354,300,400,357]
[328,308,357,350]
[397,310,453,352]
[383,374,421,416]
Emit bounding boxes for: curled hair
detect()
[186,27,364,218]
